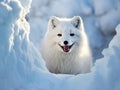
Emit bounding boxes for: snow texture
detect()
[0,0,120,90]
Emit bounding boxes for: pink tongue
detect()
[63,46,70,52]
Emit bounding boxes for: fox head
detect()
[47,16,85,53]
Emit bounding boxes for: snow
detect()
[0,0,120,90]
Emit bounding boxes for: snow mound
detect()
[0,0,120,90]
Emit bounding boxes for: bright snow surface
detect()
[0,0,120,90]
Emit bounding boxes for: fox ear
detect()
[48,16,59,29]
[71,16,82,29]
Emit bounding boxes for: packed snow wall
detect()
[0,0,120,90]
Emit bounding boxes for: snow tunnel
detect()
[0,0,120,90]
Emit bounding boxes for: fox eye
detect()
[57,33,62,37]
[70,33,75,36]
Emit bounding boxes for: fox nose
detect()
[64,41,68,45]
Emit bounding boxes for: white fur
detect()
[40,16,93,75]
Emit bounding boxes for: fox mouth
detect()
[59,43,74,52]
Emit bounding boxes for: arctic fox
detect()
[40,16,93,75]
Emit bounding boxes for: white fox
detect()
[40,16,93,75]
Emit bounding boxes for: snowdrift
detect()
[0,0,120,90]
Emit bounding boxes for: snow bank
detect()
[0,0,49,89]
[0,0,120,90]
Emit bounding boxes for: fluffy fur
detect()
[40,16,93,75]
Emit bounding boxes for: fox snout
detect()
[63,41,68,45]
